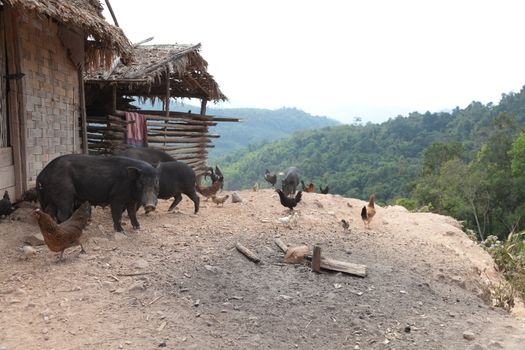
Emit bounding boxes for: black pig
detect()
[36,154,159,232]
[282,167,300,196]
[157,161,199,214]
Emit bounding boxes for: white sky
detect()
[103,0,525,124]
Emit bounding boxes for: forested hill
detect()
[136,101,339,159]
[218,86,525,202]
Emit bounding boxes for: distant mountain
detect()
[134,101,340,160]
[217,86,525,202]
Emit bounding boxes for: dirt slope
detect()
[1,189,524,350]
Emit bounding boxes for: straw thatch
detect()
[85,44,227,102]
[4,0,132,67]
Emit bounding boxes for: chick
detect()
[18,245,37,259]
[211,194,229,206]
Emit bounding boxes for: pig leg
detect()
[168,193,183,212]
[110,203,125,232]
[186,191,200,214]
[126,202,140,229]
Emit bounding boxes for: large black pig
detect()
[157,161,200,214]
[36,154,159,232]
[282,167,300,196]
[114,147,175,166]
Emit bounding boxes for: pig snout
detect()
[142,192,158,213]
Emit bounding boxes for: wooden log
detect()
[147,130,220,138]
[235,243,260,263]
[305,256,367,277]
[146,122,208,131]
[146,136,213,143]
[274,238,288,253]
[312,246,321,273]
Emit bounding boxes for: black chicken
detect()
[0,191,16,217]
[320,185,329,194]
[276,189,302,211]
[264,169,277,187]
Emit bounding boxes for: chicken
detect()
[301,180,315,193]
[276,189,302,211]
[264,169,277,187]
[211,194,229,206]
[196,179,223,200]
[0,190,16,217]
[340,219,350,231]
[320,185,329,194]
[18,245,37,259]
[204,166,224,191]
[361,195,376,229]
[253,182,259,192]
[31,202,91,261]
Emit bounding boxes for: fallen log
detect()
[312,246,321,273]
[274,238,288,253]
[235,242,260,263]
[305,255,367,277]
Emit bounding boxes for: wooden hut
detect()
[84,44,238,176]
[0,0,131,199]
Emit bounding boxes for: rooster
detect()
[301,180,314,193]
[0,191,16,217]
[361,195,376,229]
[31,202,91,261]
[264,169,277,187]
[320,185,329,194]
[211,194,229,206]
[276,189,302,211]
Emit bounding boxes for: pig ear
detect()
[127,167,142,179]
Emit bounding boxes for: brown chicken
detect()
[31,202,91,261]
[196,178,223,200]
[211,194,229,206]
[301,180,315,193]
[361,195,376,229]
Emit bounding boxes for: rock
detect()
[404,325,411,333]
[127,282,146,292]
[132,258,149,269]
[463,331,476,341]
[231,192,242,203]
[487,340,503,349]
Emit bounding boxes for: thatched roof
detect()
[4,0,132,67]
[85,44,227,102]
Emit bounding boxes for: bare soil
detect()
[1,189,524,350]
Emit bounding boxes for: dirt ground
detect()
[1,189,525,350]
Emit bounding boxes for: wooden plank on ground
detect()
[274,238,288,253]
[312,246,321,273]
[235,242,261,263]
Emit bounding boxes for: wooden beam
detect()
[104,0,120,27]
[4,5,27,197]
[274,238,288,253]
[305,256,367,277]
[235,243,260,263]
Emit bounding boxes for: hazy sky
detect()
[103,0,525,124]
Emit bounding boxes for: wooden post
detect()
[111,83,117,113]
[200,99,207,116]
[78,69,88,154]
[164,65,170,148]
[4,5,27,198]
[312,246,321,273]
[104,0,120,27]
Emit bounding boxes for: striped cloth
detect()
[126,112,148,147]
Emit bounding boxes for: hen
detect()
[301,180,315,193]
[211,194,229,206]
[361,195,376,229]
[276,189,302,211]
[0,191,16,217]
[264,169,277,187]
[196,178,223,200]
[31,202,91,261]
[320,185,329,194]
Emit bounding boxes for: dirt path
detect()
[1,189,524,349]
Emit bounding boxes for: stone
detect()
[463,331,476,341]
[231,192,242,203]
[132,258,149,270]
[128,282,146,292]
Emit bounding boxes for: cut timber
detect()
[235,243,260,263]
[274,238,288,253]
[306,256,367,277]
[312,246,321,273]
